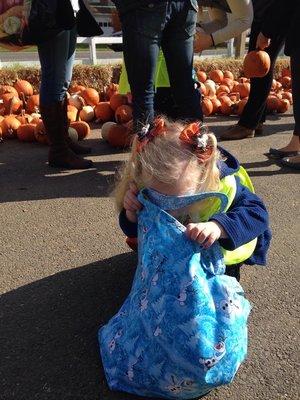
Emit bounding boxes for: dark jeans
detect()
[38,26,77,105]
[120,0,203,131]
[290,46,300,136]
[239,22,285,130]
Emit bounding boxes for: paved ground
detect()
[0,113,299,400]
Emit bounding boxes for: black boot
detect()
[62,96,92,155]
[40,101,93,169]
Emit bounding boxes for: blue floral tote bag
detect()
[99,189,251,399]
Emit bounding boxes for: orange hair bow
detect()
[179,122,213,163]
[137,117,167,153]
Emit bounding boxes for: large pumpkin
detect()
[81,88,99,106]
[1,115,21,139]
[107,124,132,148]
[17,124,36,142]
[95,102,114,122]
[70,121,91,140]
[14,80,34,97]
[209,69,224,84]
[115,105,133,124]
[110,93,128,111]
[243,50,271,78]
[236,82,251,98]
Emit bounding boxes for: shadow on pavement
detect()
[0,139,128,204]
[0,252,160,400]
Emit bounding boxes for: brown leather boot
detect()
[255,123,264,136]
[220,124,255,140]
[62,97,92,155]
[40,102,93,169]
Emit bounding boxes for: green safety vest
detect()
[193,167,257,265]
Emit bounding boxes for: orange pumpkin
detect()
[197,70,207,83]
[236,83,251,98]
[210,97,221,114]
[14,80,34,97]
[202,98,213,117]
[70,121,91,140]
[243,50,271,78]
[223,70,234,80]
[115,104,133,124]
[1,115,21,139]
[106,83,119,100]
[34,121,50,145]
[266,96,280,113]
[1,93,22,114]
[277,99,290,113]
[216,85,230,95]
[67,105,79,122]
[228,92,240,103]
[219,96,233,115]
[209,69,224,84]
[109,93,128,111]
[26,94,40,114]
[0,85,18,97]
[16,110,33,124]
[94,102,114,122]
[17,123,36,142]
[221,78,234,90]
[282,91,293,104]
[81,88,100,106]
[281,76,291,89]
[69,84,86,94]
[107,124,132,148]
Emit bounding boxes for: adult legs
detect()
[38,27,92,169]
[221,22,285,140]
[161,0,203,121]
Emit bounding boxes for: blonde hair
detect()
[114,118,221,211]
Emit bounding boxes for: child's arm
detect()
[210,178,270,251]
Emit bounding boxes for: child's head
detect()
[115,117,221,211]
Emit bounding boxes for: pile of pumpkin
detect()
[0,79,134,147]
[197,67,292,117]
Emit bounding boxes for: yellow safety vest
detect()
[194,167,257,265]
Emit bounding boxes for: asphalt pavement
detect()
[0,113,299,400]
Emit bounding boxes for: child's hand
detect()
[186,221,227,249]
[124,182,142,223]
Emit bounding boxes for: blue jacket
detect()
[119,148,271,266]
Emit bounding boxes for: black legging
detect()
[239,21,285,130]
[290,46,300,136]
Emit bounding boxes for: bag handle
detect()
[139,188,228,214]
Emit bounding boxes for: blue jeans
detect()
[37,27,77,105]
[120,0,202,131]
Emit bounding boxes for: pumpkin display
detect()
[81,88,99,106]
[243,50,271,78]
[107,124,132,148]
[216,85,230,95]
[209,69,224,84]
[34,121,49,145]
[16,123,36,142]
[109,93,128,111]
[115,104,133,124]
[14,80,33,97]
[196,70,207,83]
[210,97,221,114]
[221,78,234,91]
[236,82,251,98]
[95,102,114,122]
[219,96,233,115]
[202,98,213,117]
[26,94,40,114]
[79,105,95,122]
[0,85,18,97]
[70,121,90,140]
[16,110,33,124]
[223,70,234,80]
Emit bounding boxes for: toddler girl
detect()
[115,117,271,279]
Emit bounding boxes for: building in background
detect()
[89,0,116,35]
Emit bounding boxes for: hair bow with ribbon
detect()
[179,122,213,163]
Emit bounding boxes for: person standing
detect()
[112,0,203,133]
[27,0,102,169]
[219,0,289,140]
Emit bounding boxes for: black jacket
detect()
[113,0,198,15]
[261,0,299,56]
[22,0,102,45]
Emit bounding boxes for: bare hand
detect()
[186,221,226,249]
[194,32,213,53]
[123,182,142,223]
[256,32,271,50]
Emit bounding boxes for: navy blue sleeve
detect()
[211,177,270,251]
[119,209,138,238]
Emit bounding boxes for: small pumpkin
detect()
[67,105,79,122]
[115,104,133,124]
[69,84,86,94]
[81,88,100,106]
[221,78,234,91]
[109,93,128,111]
[209,69,224,84]
[14,80,34,97]
[34,121,50,145]
[196,70,207,83]
[277,99,290,113]
[107,124,132,148]
[223,70,234,80]
[282,91,293,104]
[94,102,114,122]
[243,50,271,78]
[236,83,251,98]
[210,97,221,114]
[202,98,213,117]
[0,85,18,97]
[17,123,36,142]
[101,121,116,141]
[70,121,91,140]
[16,110,33,124]
[219,96,233,115]
[26,94,40,114]
[1,115,21,139]
[281,76,291,89]
[204,79,216,98]
[68,94,85,110]
[79,105,95,122]
[266,96,280,113]
[1,93,22,114]
[106,83,119,100]
[216,85,230,95]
